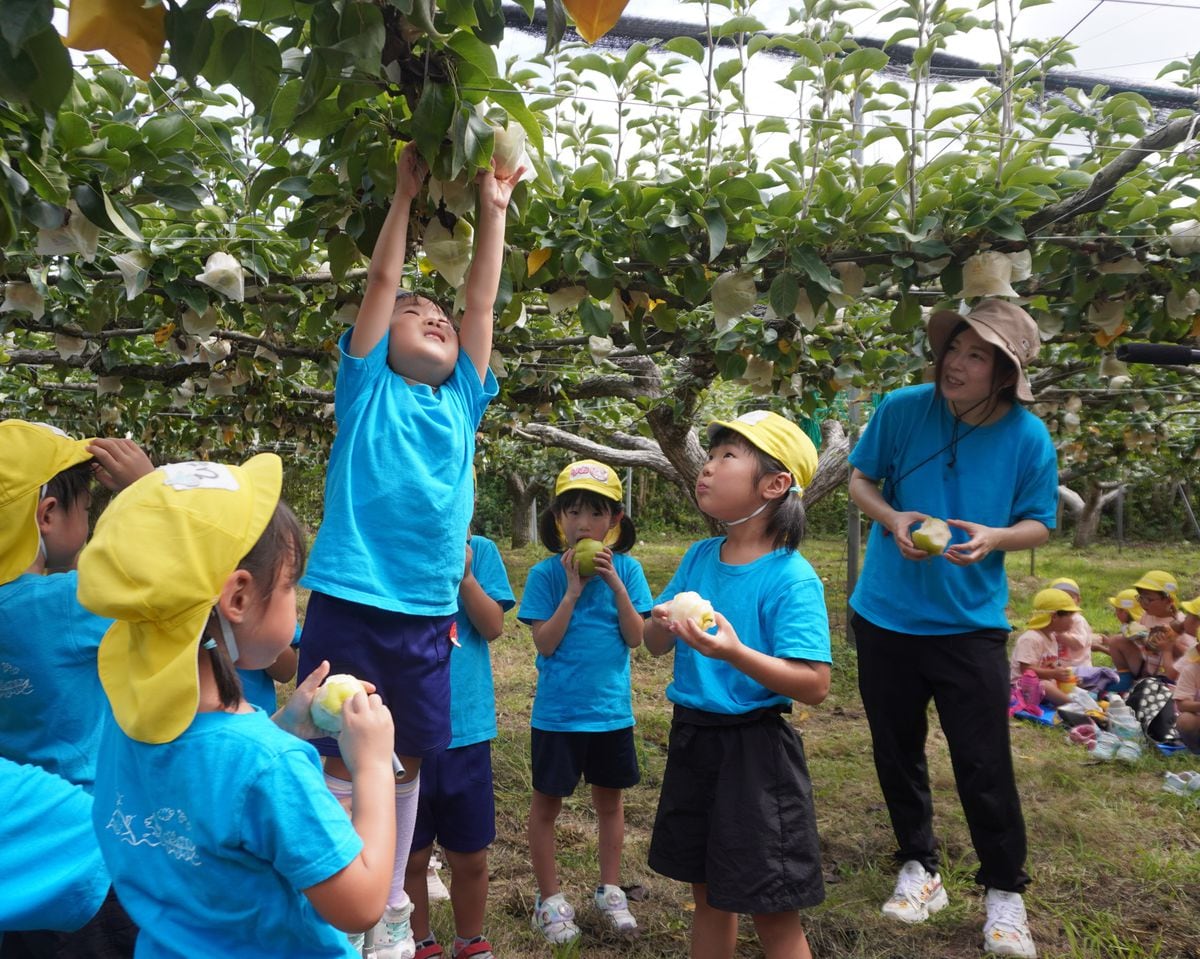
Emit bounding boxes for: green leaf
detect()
[487,79,544,155]
[544,0,566,54]
[333,2,386,75]
[72,184,143,243]
[663,36,704,63]
[0,0,51,57]
[769,271,800,318]
[792,248,838,292]
[704,208,727,262]
[842,48,889,76]
[165,6,215,81]
[412,82,456,165]
[713,15,766,38]
[451,107,495,176]
[0,24,71,113]
[143,115,195,153]
[141,183,205,212]
[716,176,761,211]
[890,293,923,331]
[448,29,499,78]
[217,25,283,112]
[20,156,69,204]
[578,297,611,336]
[328,233,359,281]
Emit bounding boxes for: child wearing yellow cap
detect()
[1172,613,1200,752]
[296,144,524,957]
[518,460,652,943]
[1010,589,1082,709]
[76,456,398,958]
[1108,570,1188,690]
[1043,577,1105,666]
[0,420,153,791]
[644,411,831,959]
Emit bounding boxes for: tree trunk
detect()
[505,472,539,548]
[1072,481,1123,548]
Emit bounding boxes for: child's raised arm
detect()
[459,163,524,383]
[348,143,427,359]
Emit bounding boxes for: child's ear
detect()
[760,471,793,501]
[217,569,255,624]
[607,508,624,530]
[35,495,59,534]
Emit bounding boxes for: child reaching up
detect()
[518,460,653,944]
[645,411,832,959]
[297,143,523,957]
[77,456,397,957]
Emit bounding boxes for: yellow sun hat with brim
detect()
[1047,576,1080,598]
[706,410,818,493]
[1180,596,1200,617]
[555,459,623,503]
[77,455,282,744]
[1107,588,1143,617]
[0,420,95,585]
[1027,587,1082,629]
[1133,569,1178,596]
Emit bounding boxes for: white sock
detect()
[324,772,353,817]
[389,775,420,910]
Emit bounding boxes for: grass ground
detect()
[370,537,1200,958]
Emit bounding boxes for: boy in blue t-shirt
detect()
[403,532,514,959]
[297,144,524,958]
[0,421,153,789]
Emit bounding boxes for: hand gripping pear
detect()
[911,517,951,555]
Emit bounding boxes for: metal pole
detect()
[528,497,537,543]
[625,467,633,518]
[1116,483,1124,552]
[846,390,862,647]
[1177,482,1200,540]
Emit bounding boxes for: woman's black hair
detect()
[204,500,307,710]
[44,461,93,512]
[707,427,806,551]
[537,487,637,554]
[933,320,1019,405]
[395,290,457,329]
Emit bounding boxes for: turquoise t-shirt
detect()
[301,330,498,616]
[0,571,112,789]
[656,538,831,714]
[849,383,1059,635]
[0,757,110,933]
[449,535,515,748]
[519,552,653,732]
[93,710,361,958]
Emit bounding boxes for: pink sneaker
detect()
[1068,724,1097,747]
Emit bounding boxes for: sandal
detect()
[415,943,445,959]
[452,938,494,959]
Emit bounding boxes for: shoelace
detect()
[988,896,1027,933]
[894,867,931,904]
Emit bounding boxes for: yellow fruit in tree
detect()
[911,517,951,555]
[574,538,604,576]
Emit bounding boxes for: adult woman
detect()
[848,299,1058,959]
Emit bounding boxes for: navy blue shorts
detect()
[648,706,825,915]
[410,741,496,854]
[530,726,641,797]
[298,591,455,759]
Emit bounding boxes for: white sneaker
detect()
[427,861,450,902]
[594,884,638,935]
[881,860,949,923]
[373,901,416,959]
[984,889,1038,958]
[531,892,580,944]
[1163,771,1200,795]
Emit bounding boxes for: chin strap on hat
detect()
[725,500,771,527]
[216,609,240,663]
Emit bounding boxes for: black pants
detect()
[853,613,1029,892]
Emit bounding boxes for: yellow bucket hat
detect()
[555,460,623,503]
[1133,570,1178,596]
[1107,588,1143,618]
[1180,596,1200,617]
[1027,587,1082,629]
[0,420,95,585]
[707,410,818,492]
[77,455,282,744]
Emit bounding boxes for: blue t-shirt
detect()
[449,535,515,748]
[93,710,361,958]
[656,538,831,714]
[302,330,498,616]
[0,571,112,789]
[0,757,110,933]
[849,383,1059,635]
[519,552,653,732]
